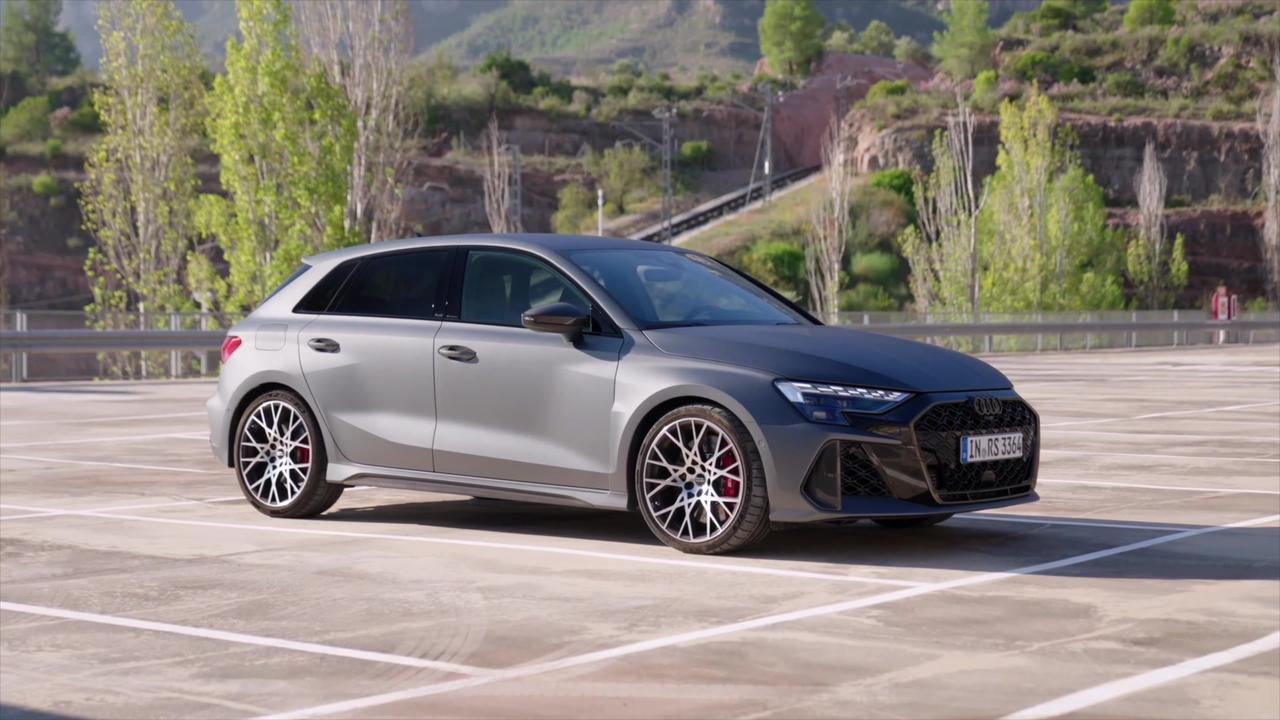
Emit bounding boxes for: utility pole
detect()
[612,106,678,241]
[835,74,856,127]
[742,84,783,205]
[654,106,676,242]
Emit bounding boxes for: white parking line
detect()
[0,454,221,475]
[260,513,1280,719]
[0,411,206,427]
[0,431,209,449]
[0,601,489,677]
[959,515,1182,532]
[1042,400,1280,428]
[1038,478,1280,495]
[0,496,245,520]
[1043,449,1280,463]
[1046,428,1280,443]
[1004,631,1280,719]
[0,504,925,588]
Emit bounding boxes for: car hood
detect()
[643,324,1011,392]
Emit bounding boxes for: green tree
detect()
[0,0,80,94]
[980,87,1124,312]
[1124,0,1176,31]
[758,0,825,77]
[1127,232,1188,308]
[740,240,807,301]
[933,0,993,81]
[191,0,356,319]
[0,95,50,143]
[856,20,896,57]
[587,143,652,214]
[79,0,205,337]
[552,182,593,234]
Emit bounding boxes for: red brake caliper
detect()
[295,446,310,465]
[720,450,740,498]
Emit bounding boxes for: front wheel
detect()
[872,514,953,529]
[635,405,770,555]
[234,389,343,518]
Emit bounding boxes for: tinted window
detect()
[329,249,451,319]
[568,249,809,329]
[460,250,589,327]
[294,260,357,313]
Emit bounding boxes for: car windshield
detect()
[567,249,810,329]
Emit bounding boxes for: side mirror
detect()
[522,302,590,340]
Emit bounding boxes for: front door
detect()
[298,247,453,472]
[432,249,623,488]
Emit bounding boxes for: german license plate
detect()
[960,432,1023,464]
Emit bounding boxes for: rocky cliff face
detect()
[846,112,1264,206]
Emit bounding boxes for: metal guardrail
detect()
[1,316,1277,383]
[631,165,820,243]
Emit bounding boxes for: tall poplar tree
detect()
[190,0,355,318]
[80,0,204,325]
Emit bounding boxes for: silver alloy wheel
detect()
[642,417,744,542]
[239,400,312,508]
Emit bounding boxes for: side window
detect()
[294,260,357,313]
[460,250,590,327]
[328,249,451,319]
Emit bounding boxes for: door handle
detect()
[307,337,341,353]
[437,345,477,362]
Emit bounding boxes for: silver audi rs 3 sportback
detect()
[208,234,1040,554]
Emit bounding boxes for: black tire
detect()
[634,404,770,555]
[872,514,953,529]
[233,389,343,519]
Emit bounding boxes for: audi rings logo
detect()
[970,396,1002,417]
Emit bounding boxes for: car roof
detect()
[304,233,681,265]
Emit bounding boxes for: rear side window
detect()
[328,249,451,319]
[263,265,309,304]
[294,260,357,313]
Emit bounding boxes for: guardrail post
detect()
[1036,312,1043,353]
[1172,309,1179,347]
[1128,310,1137,349]
[139,304,147,380]
[1085,312,1092,351]
[169,312,180,379]
[199,314,208,376]
[16,310,28,382]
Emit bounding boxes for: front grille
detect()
[840,443,890,497]
[913,399,1037,503]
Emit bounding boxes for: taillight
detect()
[220,335,243,363]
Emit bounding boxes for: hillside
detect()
[43,0,941,75]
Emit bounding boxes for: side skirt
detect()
[325,462,630,511]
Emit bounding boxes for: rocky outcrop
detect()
[1108,207,1268,306]
[846,111,1264,205]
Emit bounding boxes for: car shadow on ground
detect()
[321,498,1279,582]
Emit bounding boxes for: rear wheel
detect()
[872,514,953,529]
[234,389,343,518]
[635,405,770,555]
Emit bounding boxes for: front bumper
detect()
[760,389,1040,523]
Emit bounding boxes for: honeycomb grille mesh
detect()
[839,443,890,497]
[914,400,1037,503]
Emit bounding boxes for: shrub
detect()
[868,168,915,206]
[740,240,806,300]
[678,139,712,168]
[31,171,58,197]
[44,138,62,159]
[856,20,896,57]
[0,95,51,144]
[1103,71,1145,98]
[973,69,998,98]
[1160,34,1194,73]
[893,36,930,65]
[479,50,535,95]
[865,79,911,102]
[552,182,594,234]
[849,251,900,285]
[1124,0,1176,31]
[1012,51,1057,82]
[839,283,898,311]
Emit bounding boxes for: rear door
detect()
[431,248,623,489]
[298,247,453,472]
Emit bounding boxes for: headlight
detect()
[774,380,912,424]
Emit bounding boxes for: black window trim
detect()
[292,247,456,321]
[444,246,621,337]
